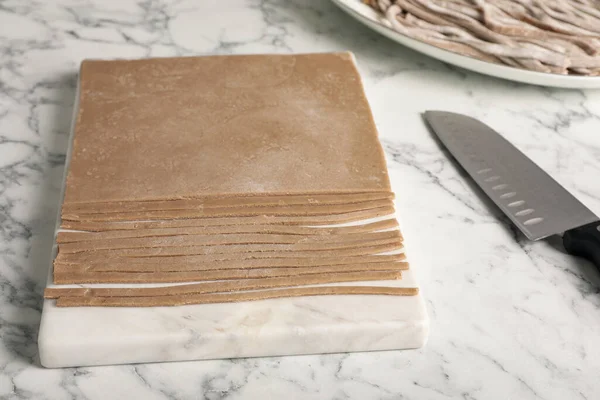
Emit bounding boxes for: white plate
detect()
[332,0,600,89]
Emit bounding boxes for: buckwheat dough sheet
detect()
[56,236,403,258]
[57,230,401,253]
[61,199,393,222]
[54,242,404,265]
[45,270,401,299]
[62,192,394,214]
[54,286,419,307]
[53,254,407,272]
[53,264,406,284]
[60,207,395,231]
[63,52,391,204]
[54,261,409,276]
[56,219,399,242]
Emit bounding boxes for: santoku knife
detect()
[424,111,600,270]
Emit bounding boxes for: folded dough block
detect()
[60,207,396,231]
[62,192,394,214]
[63,52,391,204]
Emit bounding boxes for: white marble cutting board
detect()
[38,213,429,368]
[37,75,429,369]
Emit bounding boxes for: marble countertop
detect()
[1,0,599,399]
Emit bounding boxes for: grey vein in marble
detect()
[1,0,600,399]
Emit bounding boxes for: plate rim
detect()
[331,0,600,89]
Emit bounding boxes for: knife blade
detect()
[424,110,600,269]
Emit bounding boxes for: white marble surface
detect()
[1,0,600,398]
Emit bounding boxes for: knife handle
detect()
[563,222,600,270]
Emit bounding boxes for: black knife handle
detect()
[563,221,600,270]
